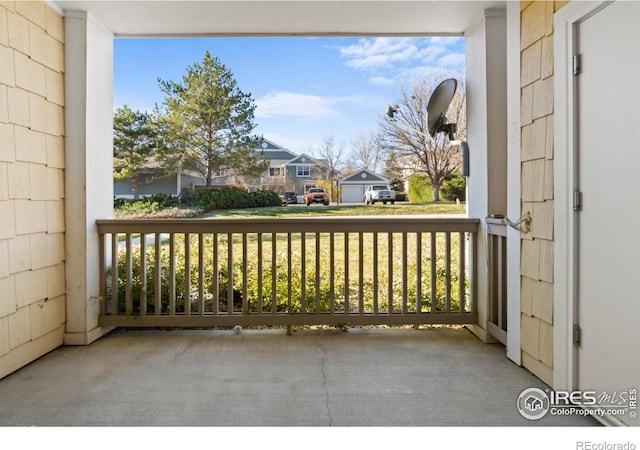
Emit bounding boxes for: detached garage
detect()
[339,169,390,203]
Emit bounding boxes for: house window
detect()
[269,167,283,177]
[297,165,310,177]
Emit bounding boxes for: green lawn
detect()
[200,202,466,219]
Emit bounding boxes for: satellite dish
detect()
[427,78,458,138]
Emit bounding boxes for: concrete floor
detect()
[0,326,599,427]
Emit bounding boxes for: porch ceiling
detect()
[51,0,505,37]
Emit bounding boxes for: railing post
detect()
[471,229,478,316]
[140,233,147,316]
[485,218,508,344]
[415,232,422,314]
[99,231,106,316]
[110,233,118,315]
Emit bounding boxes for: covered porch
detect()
[4,0,613,431]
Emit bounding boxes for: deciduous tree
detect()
[349,131,384,173]
[379,76,466,201]
[313,135,347,202]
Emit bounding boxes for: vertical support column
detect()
[505,2,522,364]
[64,11,114,345]
[465,8,507,343]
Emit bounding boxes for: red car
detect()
[304,188,330,206]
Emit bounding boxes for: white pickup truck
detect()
[364,185,396,205]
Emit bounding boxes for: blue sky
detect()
[113,36,465,157]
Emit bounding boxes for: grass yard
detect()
[199,201,466,219]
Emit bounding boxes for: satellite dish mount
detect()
[427,78,458,140]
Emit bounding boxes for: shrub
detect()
[194,189,281,211]
[114,194,178,211]
[146,193,179,208]
[114,198,160,214]
[441,171,467,202]
[195,184,246,192]
[114,197,127,209]
[407,173,434,203]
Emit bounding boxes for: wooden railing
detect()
[96,217,479,328]
[486,218,507,344]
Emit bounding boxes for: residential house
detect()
[0,0,637,427]
[338,168,390,203]
[113,139,325,197]
[114,166,206,199]
[252,139,330,198]
[251,139,297,192]
[282,153,330,197]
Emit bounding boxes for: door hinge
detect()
[573,324,582,345]
[573,190,582,211]
[573,54,581,76]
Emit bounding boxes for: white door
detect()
[341,185,364,203]
[577,1,640,426]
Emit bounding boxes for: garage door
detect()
[341,185,364,203]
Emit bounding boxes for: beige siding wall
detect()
[519,1,567,385]
[0,1,65,379]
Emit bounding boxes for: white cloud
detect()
[339,37,419,70]
[400,65,463,86]
[368,76,395,87]
[415,45,448,64]
[256,91,342,120]
[336,36,466,84]
[256,91,372,121]
[428,36,463,46]
[437,53,466,68]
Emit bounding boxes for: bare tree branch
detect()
[349,131,384,173]
[378,76,466,201]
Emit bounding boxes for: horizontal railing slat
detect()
[97,217,480,234]
[99,313,479,328]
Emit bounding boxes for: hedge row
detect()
[193,189,282,211]
[114,193,180,213]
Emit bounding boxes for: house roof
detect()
[286,153,328,168]
[257,139,290,151]
[256,139,298,162]
[339,168,388,184]
[259,149,299,161]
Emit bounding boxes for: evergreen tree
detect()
[156,51,267,186]
[382,148,405,192]
[113,105,155,199]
